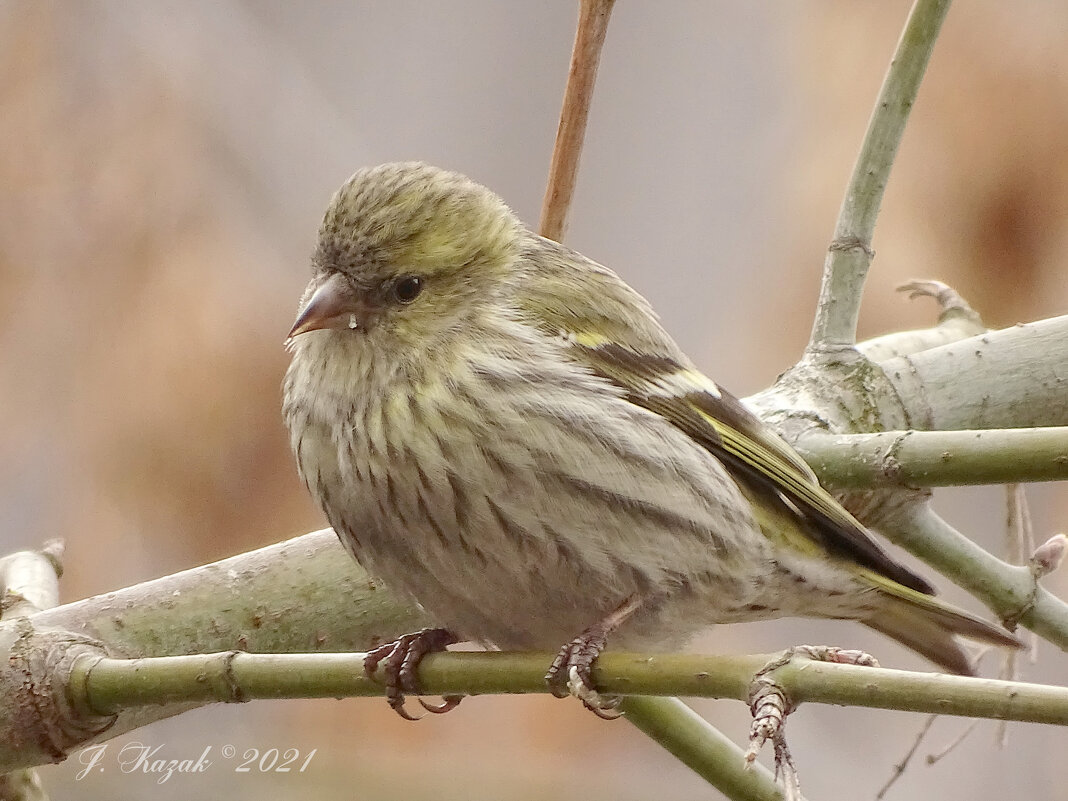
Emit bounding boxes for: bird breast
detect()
[284,325,772,648]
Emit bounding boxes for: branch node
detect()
[828,236,875,257]
[999,534,1066,631]
[4,623,115,766]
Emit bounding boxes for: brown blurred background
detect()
[2,2,1066,799]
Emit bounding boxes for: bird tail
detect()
[860,571,1022,675]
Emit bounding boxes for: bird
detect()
[282,161,1019,719]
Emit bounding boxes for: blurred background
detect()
[2,1,1067,798]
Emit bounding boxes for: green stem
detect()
[621,697,783,801]
[808,0,952,350]
[72,650,1068,725]
[880,505,1068,650]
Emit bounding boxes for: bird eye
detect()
[393,275,424,304]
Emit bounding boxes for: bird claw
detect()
[544,625,622,718]
[544,595,645,718]
[363,628,461,720]
[419,695,463,715]
[745,644,879,799]
[569,666,623,720]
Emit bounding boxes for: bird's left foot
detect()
[544,594,645,720]
[746,645,879,797]
[364,628,462,720]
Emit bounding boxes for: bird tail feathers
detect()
[861,573,1022,675]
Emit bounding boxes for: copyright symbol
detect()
[221,745,235,759]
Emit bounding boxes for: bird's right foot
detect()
[364,628,461,720]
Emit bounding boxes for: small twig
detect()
[994,650,1018,748]
[877,646,1005,798]
[808,0,952,351]
[925,718,981,765]
[539,0,616,242]
[859,280,987,361]
[1005,484,1035,570]
[875,714,937,800]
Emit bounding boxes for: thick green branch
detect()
[881,314,1068,429]
[798,427,1068,488]
[808,0,952,350]
[28,529,429,657]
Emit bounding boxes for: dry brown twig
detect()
[874,714,937,801]
[538,0,616,241]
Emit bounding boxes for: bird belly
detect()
[286,342,871,652]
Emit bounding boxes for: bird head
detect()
[287,162,523,350]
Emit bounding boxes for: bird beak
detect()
[288,272,365,338]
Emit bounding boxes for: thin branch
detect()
[620,697,784,801]
[796,427,1068,488]
[538,0,616,241]
[536,4,756,790]
[808,0,952,351]
[995,484,1036,746]
[65,650,1068,727]
[924,718,980,765]
[879,504,1068,651]
[875,714,937,800]
[1008,487,1040,665]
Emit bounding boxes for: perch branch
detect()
[63,649,1068,728]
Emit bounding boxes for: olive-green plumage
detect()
[283,162,1018,681]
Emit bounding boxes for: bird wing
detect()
[515,237,933,594]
